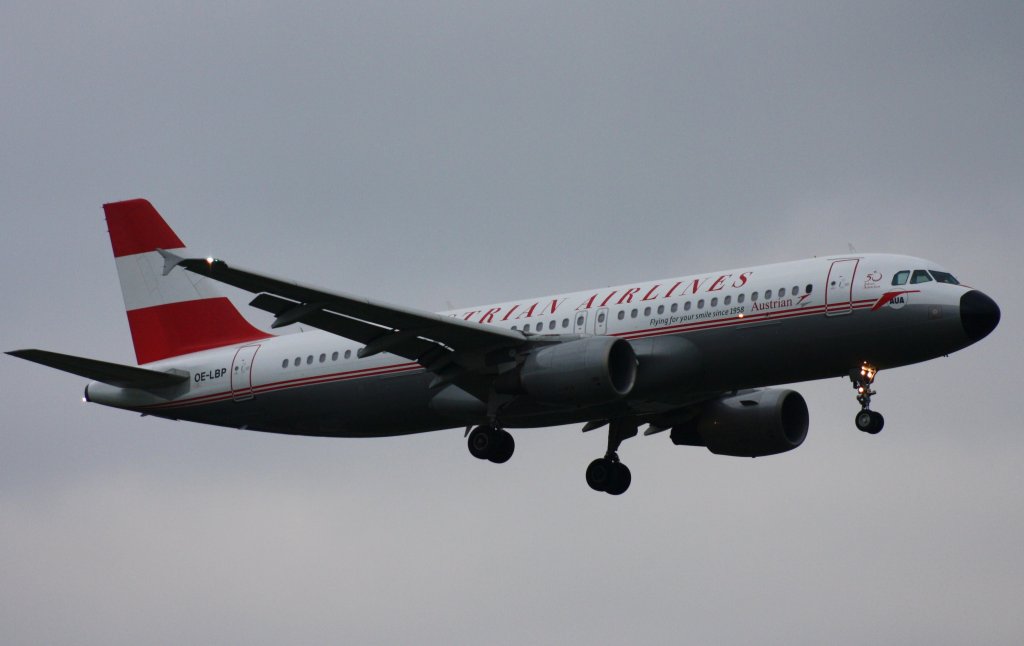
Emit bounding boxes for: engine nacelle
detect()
[519,336,637,406]
[672,389,809,457]
[627,335,703,397]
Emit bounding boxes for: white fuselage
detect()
[85,253,984,437]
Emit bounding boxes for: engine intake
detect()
[519,336,637,406]
[672,389,809,457]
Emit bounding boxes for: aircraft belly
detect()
[166,371,453,438]
[683,304,962,391]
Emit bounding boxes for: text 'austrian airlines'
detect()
[8,200,1000,494]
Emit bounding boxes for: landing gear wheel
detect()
[855,410,884,434]
[585,458,631,495]
[606,462,631,496]
[488,430,515,464]
[468,426,494,460]
[468,426,515,462]
[586,458,614,492]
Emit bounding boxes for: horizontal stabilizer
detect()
[6,349,189,389]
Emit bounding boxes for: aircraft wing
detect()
[159,251,526,393]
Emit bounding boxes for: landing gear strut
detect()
[586,418,637,495]
[467,425,515,463]
[850,363,884,434]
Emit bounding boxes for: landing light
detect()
[738,313,744,319]
[206,256,214,265]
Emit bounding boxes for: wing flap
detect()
[7,349,189,389]
[248,293,444,363]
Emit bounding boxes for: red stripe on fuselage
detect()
[104,199,186,258]
[127,298,270,364]
[871,289,920,311]
[139,362,424,411]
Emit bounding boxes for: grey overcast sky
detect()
[2,2,1022,644]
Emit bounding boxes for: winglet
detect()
[156,248,185,276]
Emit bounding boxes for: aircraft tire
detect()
[585,458,613,492]
[488,430,515,464]
[468,426,495,460]
[606,462,631,496]
[855,410,884,434]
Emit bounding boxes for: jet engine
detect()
[671,389,809,457]
[517,336,637,406]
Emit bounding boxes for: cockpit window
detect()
[929,270,959,285]
[892,270,910,286]
[910,270,933,284]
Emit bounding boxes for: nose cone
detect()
[960,290,1000,342]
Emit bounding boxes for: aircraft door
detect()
[595,308,609,335]
[231,344,261,401]
[574,310,589,334]
[825,259,859,316]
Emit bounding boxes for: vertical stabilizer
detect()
[103,199,269,364]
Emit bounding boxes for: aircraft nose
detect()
[960,290,1000,342]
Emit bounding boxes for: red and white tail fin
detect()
[103,199,269,365]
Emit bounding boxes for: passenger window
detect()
[562,318,569,328]
[306,356,313,365]
[670,303,678,313]
[319,353,326,363]
[577,315,585,326]
[657,305,664,315]
[738,293,745,304]
[751,292,758,302]
[294,356,301,366]
[684,301,692,311]
[282,359,289,368]
[511,325,517,330]
[724,295,731,305]
[805,284,813,294]
[631,309,638,318]
[524,323,531,332]
[344,350,351,359]
[791,286,798,296]
[597,313,605,324]
[765,289,772,299]
[548,320,555,330]
[617,311,625,320]
[643,307,651,316]
[697,299,705,309]
[892,270,910,286]
[710,297,718,307]
[911,270,933,284]
[332,351,339,361]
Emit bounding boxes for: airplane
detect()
[8,199,1001,495]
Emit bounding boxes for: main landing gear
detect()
[467,425,515,464]
[586,418,638,496]
[851,363,884,434]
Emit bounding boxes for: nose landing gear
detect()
[851,363,884,434]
